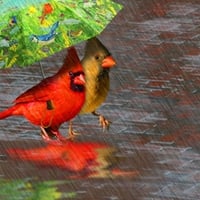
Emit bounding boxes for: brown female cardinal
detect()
[69,37,116,135]
[0,47,85,141]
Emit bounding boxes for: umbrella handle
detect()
[39,62,46,79]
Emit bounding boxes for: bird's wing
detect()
[14,46,81,104]
[14,77,59,104]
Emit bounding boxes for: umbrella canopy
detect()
[0,0,122,68]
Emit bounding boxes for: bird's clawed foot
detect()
[99,115,111,132]
[92,111,111,132]
[40,127,67,144]
[67,121,79,140]
[67,130,79,140]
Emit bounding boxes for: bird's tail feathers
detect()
[0,106,18,120]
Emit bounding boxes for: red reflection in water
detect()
[7,141,116,175]
[7,141,140,178]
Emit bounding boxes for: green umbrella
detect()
[0,0,122,68]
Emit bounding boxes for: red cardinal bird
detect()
[0,47,85,141]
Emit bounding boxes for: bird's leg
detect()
[40,127,66,143]
[67,120,79,140]
[40,126,52,141]
[92,111,111,132]
[51,130,67,142]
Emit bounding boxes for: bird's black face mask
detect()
[69,71,85,92]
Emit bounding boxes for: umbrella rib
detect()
[39,62,46,79]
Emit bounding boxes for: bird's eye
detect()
[69,71,74,77]
[95,55,100,60]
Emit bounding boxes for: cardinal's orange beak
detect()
[74,73,85,85]
[102,55,116,68]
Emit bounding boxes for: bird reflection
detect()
[7,140,119,178]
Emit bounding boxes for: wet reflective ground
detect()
[1,0,200,199]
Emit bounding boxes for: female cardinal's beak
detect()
[102,56,116,68]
